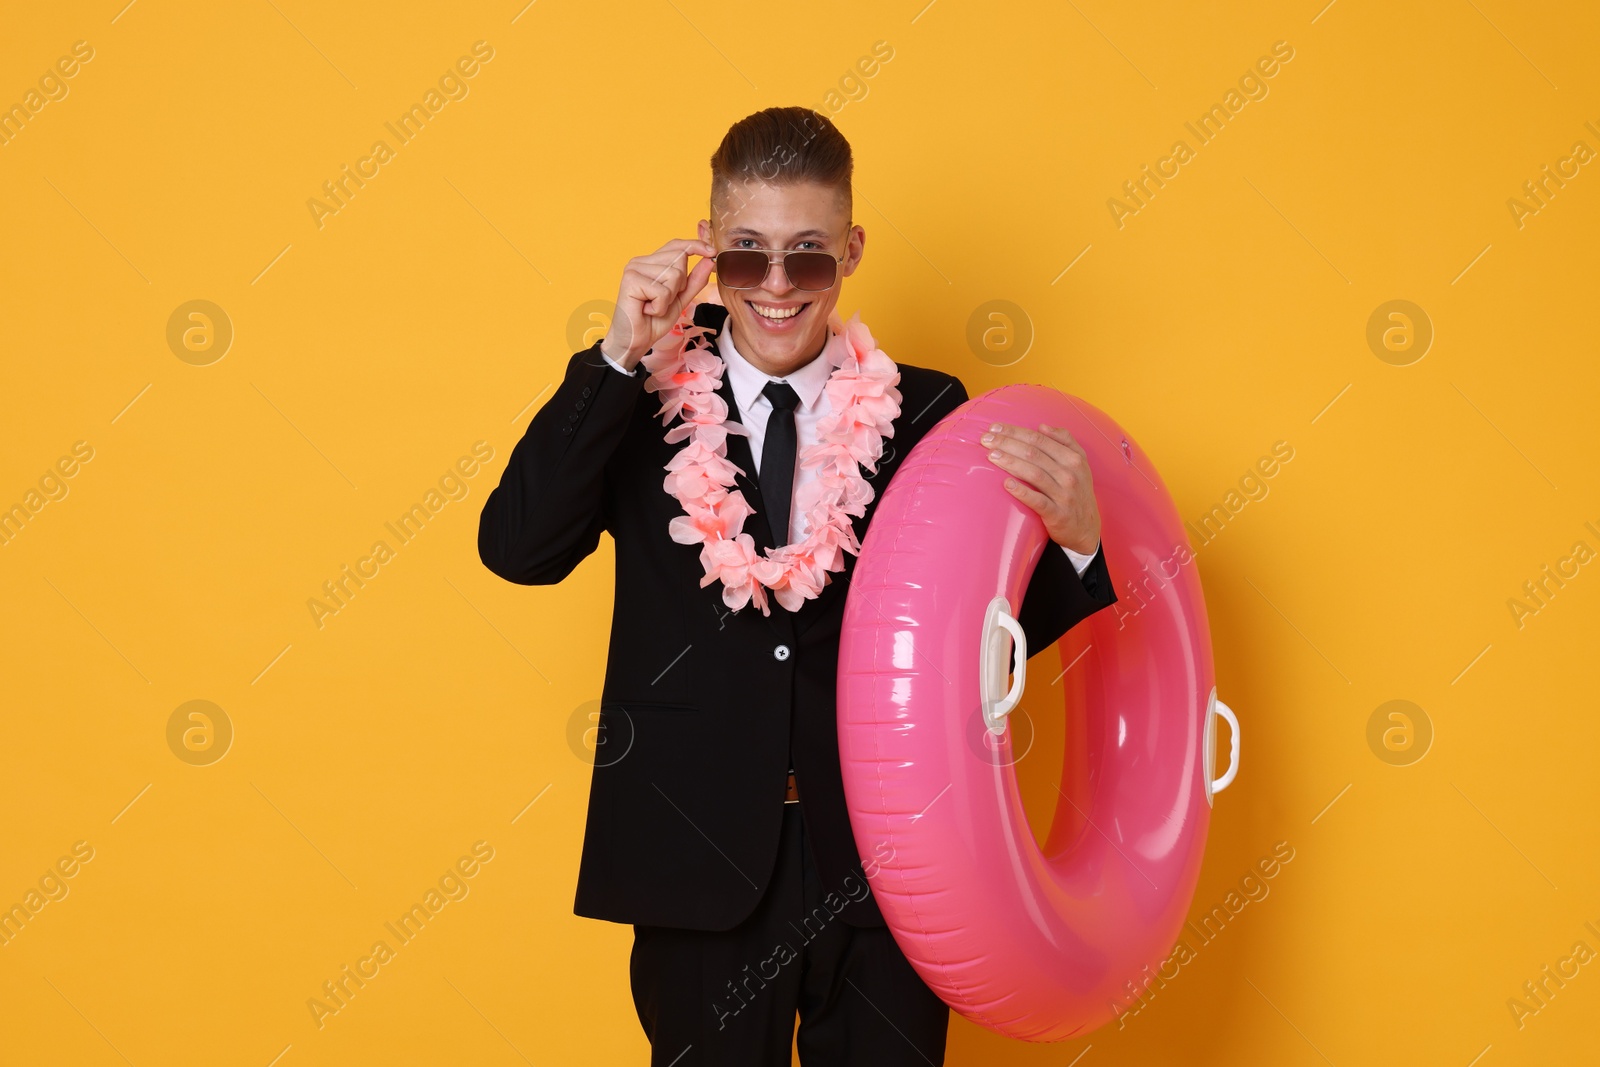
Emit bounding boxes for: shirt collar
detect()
[717,317,836,417]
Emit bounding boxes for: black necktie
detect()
[758,381,800,551]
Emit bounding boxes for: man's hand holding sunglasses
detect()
[600,238,717,371]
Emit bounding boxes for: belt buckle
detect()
[784,771,799,804]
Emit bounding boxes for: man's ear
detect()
[842,223,866,279]
[697,218,711,245]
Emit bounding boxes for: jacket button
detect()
[581,386,592,398]
[561,426,572,435]
[576,399,586,410]
[774,644,791,661]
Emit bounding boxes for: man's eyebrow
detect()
[725,227,834,241]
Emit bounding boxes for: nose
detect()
[761,254,793,293]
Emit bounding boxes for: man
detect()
[477,106,1116,1065]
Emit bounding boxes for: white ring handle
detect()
[1211,698,1240,795]
[980,596,1027,735]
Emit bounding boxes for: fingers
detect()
[1038,422,1089,462]
[638,240,713,287]
[634,256,711,317]
[989,449,1059,496]
[623,269,672,317]
[996,422,1083,467]
[980,425,1061,492]
[1001,475,1051,512]
[639,264,684,316]
[609,238,718,360]
[634,239,716,316]
[983,421,1102,553]
[684,253,715,299]
[650,237,715,260]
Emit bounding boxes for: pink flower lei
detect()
[640,298,902,615]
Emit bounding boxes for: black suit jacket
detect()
[477,303,1117,930]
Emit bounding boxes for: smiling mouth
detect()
[746,299,811,330]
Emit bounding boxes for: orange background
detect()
[2,1,1597,1064]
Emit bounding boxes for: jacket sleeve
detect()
[933,375,1118,654]
[477,341,650,585]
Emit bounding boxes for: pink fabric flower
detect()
[650,300,900,616]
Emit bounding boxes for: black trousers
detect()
[629,801,949,1065]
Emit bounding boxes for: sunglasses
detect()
[714,244,848,293]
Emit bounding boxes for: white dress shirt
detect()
[602,331,1098,575]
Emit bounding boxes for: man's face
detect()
[698,179,864,377]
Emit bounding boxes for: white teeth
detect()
[751,303,804,320]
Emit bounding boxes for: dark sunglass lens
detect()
[715,250,769,288]
[783,251,837,292]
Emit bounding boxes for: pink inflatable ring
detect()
[837,384,1239,1041]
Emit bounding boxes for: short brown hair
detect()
[709,106,852,220]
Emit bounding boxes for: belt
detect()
[785,771,799,804]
